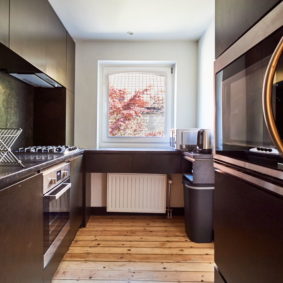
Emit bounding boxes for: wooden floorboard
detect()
[52,215,214,282]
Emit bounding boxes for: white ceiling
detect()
[49,0,214,41]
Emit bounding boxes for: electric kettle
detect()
[197,129,211,153]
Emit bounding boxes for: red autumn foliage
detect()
[108,87,150,136]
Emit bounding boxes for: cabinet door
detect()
[10,0,67,85]
[70,155,83,237]
[44,7,67,86]
[215,0,281,57]
[215,169,283,283]
[0,174,43,283]
[0,0,9,46]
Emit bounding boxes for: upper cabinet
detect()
[9,0,67,86]
[0,0,9,47]
[215,0,281,58]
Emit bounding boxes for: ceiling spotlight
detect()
[127,31,134,36]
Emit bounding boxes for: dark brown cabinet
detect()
[10,0,67,85]
[214,169,283,283]
[0,0,9,46]
[215,0,281,57]
[0,174,43,283]
[66,90,75,145]
[84,151,190,174]
[69,155,83,237]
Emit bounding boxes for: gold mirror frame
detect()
[262,37,283,153]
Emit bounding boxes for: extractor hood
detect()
[10,72,62,88]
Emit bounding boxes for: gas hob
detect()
[16,145,78,154]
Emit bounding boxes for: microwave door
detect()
[262,37,283,153]
[215,28,283,155]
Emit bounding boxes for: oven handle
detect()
[44,183,71,200]
[262,36,283,153]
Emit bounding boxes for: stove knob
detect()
[55,146,63,153]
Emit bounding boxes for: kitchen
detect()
[0,0,282,283]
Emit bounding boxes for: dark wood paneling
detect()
[150,154,182,173]
[44,7,67,86]
[0,0,9,46]
[84,151,186,173]
[214,170,283,283]
[10,0,48,72]
[0,174,43,283]
[10,0,67,85]
[86,153,132,173]
[0,71,34,148]
[33,87,66,145]
[66,90,74,145]
[70,155,83,235]
[43,231,70,283]
[66,33,75,92]
[215,0,281,57]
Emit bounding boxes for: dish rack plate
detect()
[0,128,24,167]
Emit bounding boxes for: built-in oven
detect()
[43,162,71,268]
[215,3,283,162]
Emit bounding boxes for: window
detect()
[98,62,175,148]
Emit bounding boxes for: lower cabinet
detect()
[0,174,43,283]
[70,155,84,237]
[215,169,283,283]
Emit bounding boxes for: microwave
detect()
[170,128,199,150]
[215,19,283,159]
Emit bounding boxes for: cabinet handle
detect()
[262,37,283,153]
[45,183,71,200]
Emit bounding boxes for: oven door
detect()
[215,27,283,158]
[43,179,71,267]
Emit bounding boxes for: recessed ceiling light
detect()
[127,31,134,36]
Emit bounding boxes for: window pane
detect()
[108,72,166,137]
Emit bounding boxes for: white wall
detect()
[74,40,198,148]
[197,20,215,131]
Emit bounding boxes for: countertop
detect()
[85,147,179,153]
[0,150,84,190]
[183,151,213,159]
[0,147,188,189]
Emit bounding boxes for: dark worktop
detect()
[85,147,179,153]
[84,148,191,173]
[0,147,191,189]
[0,150,84,190]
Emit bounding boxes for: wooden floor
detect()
[53,215,214,283]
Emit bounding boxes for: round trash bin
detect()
[183,174,214,243]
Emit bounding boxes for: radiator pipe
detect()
[167,176,173,219]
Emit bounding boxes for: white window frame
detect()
[97,61,176,148]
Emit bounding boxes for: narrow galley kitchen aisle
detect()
[52,215,214,282]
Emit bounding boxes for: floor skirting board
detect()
[89,207,184,216]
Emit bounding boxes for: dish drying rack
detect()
[0,128,24,167]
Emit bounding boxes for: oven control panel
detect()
[42,162,70,194]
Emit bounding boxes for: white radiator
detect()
[107,173,167,213]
